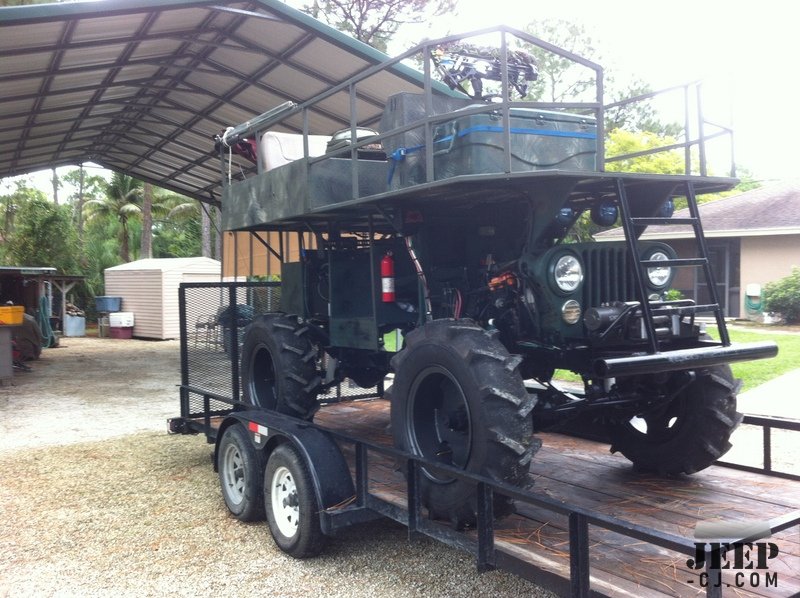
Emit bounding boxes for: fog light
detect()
[648,293,661,302]
[562,300,581,324]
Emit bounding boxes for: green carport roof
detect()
[0,0,428,206]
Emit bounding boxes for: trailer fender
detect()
[217,412,355,526]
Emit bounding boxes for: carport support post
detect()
[52,279,76,324]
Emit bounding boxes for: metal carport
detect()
[0,0,427,207]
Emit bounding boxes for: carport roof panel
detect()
[0,0,432,206]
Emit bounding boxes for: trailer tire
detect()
[264,442,326,558]
[390,319,538,529]
[241,314,320,420]
[218,423,265,521]
[608,365,742,475]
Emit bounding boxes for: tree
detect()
[605,129,686,175]
[1,179,46,252]
[521,20,681,138]
[303,0,456,52]
[85,173,142,262]
[763,268,800,324]
[153,214,201,258]
[62,167,106,243]
[165,197,210,258]
[3,197,80,273]
[82,217,123,296]
[523,20,600,104]
[604,78,682,137]
[51,167,60,205]
[141,182,154,259]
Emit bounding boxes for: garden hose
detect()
[745,295,762,312]
[38,295,57,348]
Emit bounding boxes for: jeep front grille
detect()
[579,245,637,307]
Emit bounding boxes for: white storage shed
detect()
[104,257,221,339]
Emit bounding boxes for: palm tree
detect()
[141,182,154,259]
[167,197,215,258]
[85,173,142,262]
[138,183,174,259]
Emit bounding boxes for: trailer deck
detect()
[183,397,799,597]
[312,398,799,597]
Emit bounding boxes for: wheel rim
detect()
[249,344,277,409]
[408,365,472,483]
[628,395,687,443]
[221,442,245,506]
[271,465,300,538]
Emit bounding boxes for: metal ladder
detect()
[615,178,730,354]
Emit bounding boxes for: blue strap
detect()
[450,124,597,141]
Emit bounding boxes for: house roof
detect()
[596,179,800,240]
[0,0,430,207]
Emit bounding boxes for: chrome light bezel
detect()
[561,300,582,324]
[645,250,672,289]
[552,253,584,294]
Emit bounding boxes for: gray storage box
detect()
[381,94,597,189]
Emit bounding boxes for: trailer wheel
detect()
[218,423,265,521]
[607,365,742,475]
[264,442,325,558]
[390,319,538,528]
[240,314,320,420]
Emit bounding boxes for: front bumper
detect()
[593,341,778,378]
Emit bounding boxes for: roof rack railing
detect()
[604,81,736,178]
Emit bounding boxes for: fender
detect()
[217,411,355,529]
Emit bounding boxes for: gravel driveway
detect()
[0,337,553,597]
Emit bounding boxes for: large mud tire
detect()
[389,319,538,528]
[608,365,742,475]
[240,314,320,420]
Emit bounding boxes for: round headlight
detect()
[646,251,671,288]
[554,254,583,293]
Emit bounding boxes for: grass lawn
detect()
[554,324,798,391]
[705,325,800,391]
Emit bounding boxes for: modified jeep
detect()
[217,28,778,528]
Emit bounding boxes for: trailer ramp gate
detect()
[178,281,382,432]
[177,282,800,597]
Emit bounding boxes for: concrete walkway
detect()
[737,368,800,420]
[717,322,799,420]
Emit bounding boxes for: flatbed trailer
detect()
[171,281,800,598]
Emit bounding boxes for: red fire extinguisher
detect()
[381,251,395,302]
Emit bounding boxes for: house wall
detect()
[667,234,800,316]
[222,231,313,278]
[740,234,800,315]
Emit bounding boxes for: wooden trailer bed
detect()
[313,398,800,597]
